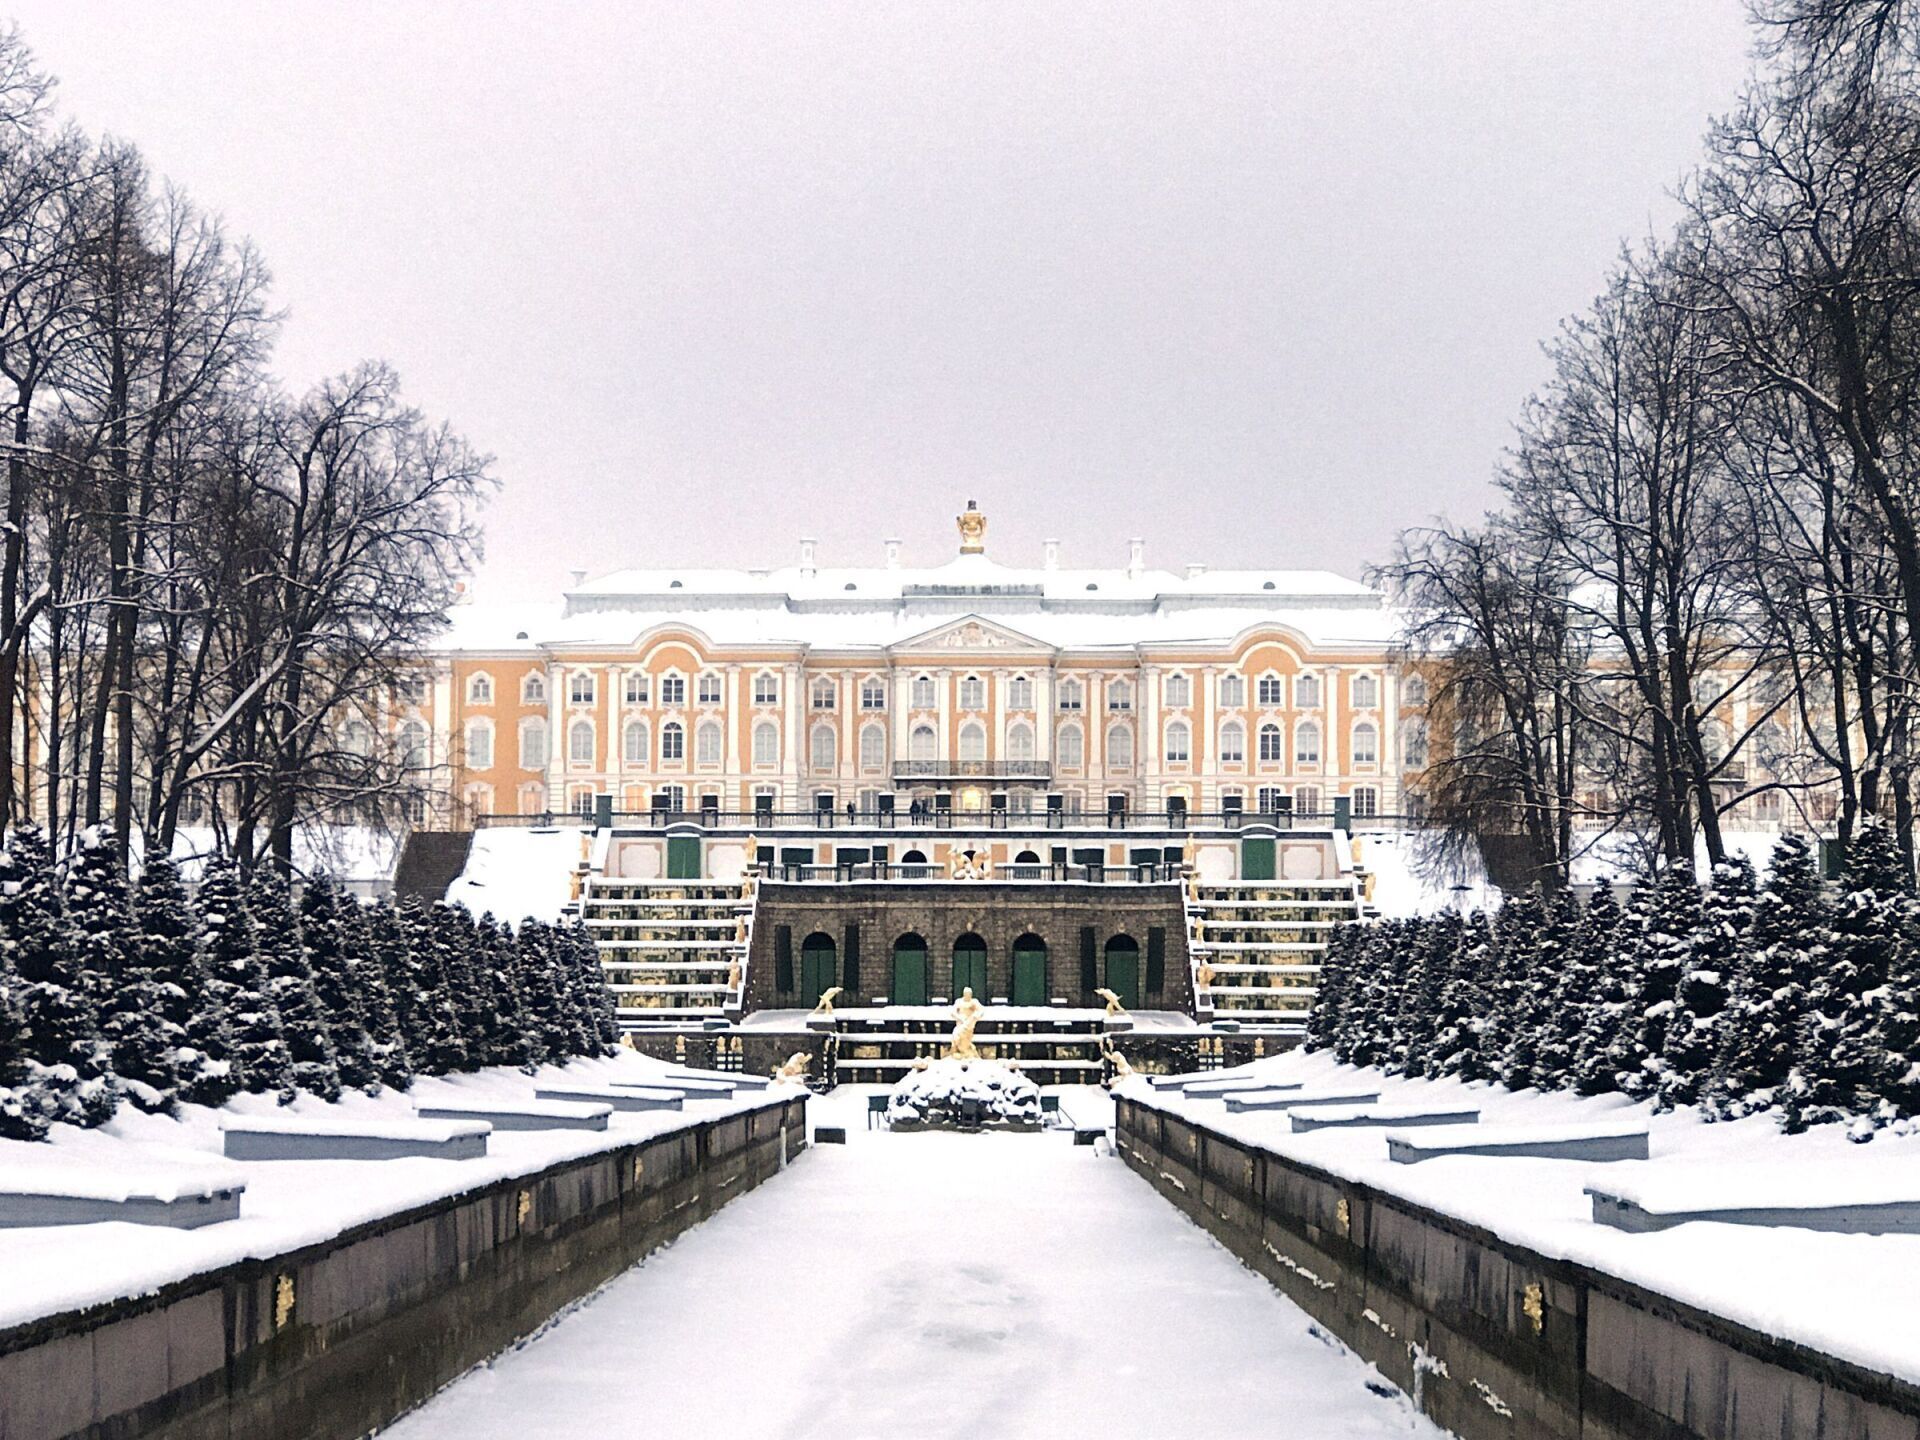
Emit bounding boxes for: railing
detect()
[755,859,1187,885]
[889,760,1053,780]
[477,807,1419,833]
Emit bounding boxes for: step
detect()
[0,1166,247,1229]
[414,1098,613,1131]
[1585,1173,1920,1234]
[1222,1088,1380,1113]
[1387,1122,1650,1165]
[222,1116,491,1162]
[532,1083,686,1112]
[1289,1104,1480,1132]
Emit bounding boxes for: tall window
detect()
[912,674,937,709]
[568,673,595,706]
[696,721,722,765]
[1108,680,1132,712]
[1402,721,1428,769]
[467,673,493,705]
[1164,674,1191,708]
[623,719,649,765]
[1008,675,1034,710]
[1294,673,1321,708]
[812,678,837,710]
[1258,723,1283,762]
[568,719,595,765]
[1219,674,1246,708]
[464,720,492,769]
[958,721,986,761]
[959,675,986,711]
[1401,672,1427,707]
[1058,679,1083,711]
[1007,721,1035,762]
[1352,786,1379,818]
[753,673,779,706]
[1295,785,1321,815]
[1165,720,1190,763]
[624,672,649,705]
[697,674,723,705]
[1058,725,1084,769]
[861,679,886,710]
[910,724,936,760]
[1295,721,1321,766]
[399,721,428,770]
[1352,721,1378,766]
[522,673,546,706]
[660,721,684,761]
[1256,674,1283,706]
[1257,786,1288,814]
[860,723,886,771]
[519,717,548,770]
[1220,721,1245,763]
[1351,673,1379,709]
[752,722,779,767]
[810,723,836,772]
[1107,725,1134,769]
[342,719,371,756]
[660,674,686,706]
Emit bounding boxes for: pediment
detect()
[889,615,1056,657]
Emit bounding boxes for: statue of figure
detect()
[1196,962,1215,990]
[947,986,984,1059]
[956,499,987,555]
[771,1051,811,1084]
[1101,1037,1137,1086]
[726,959,743,990]
[812,986,843,1016]
[1095,987,1128,1017]
[619,1033,637,1051]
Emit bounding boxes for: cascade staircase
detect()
[1183,875,1364,1034]
[579,876,756,1025]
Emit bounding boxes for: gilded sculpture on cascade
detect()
[947,986,984,1059]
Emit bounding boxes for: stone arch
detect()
[1104,934,1141,1010]
[1011,932,1048,1007]
[951,932,987,1000]
[891,932,929,1005]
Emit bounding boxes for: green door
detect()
[800,933,836,1007]
[1104,937,1141,1011]
[892,936,929,1005]
[1241,836,1276,881]
[666,835,702,879]
[952,935,987,999]
[1011,936,1048,1006]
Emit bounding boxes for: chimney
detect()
[569,568,587,589]
[1127,538,1145,579]
[1185,562,1208,580]
[884,538,902,570]
[1043,539,1060,571]
[799,538,818,578]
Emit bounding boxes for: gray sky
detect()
[8,1,1756,599]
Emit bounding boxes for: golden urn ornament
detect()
[957,498,987,555]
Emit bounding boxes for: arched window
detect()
[810,723,837,772]
[1057,724,1084,769]
[1352,721,1378,766]
[1401,672,1427,707]
[1296,721,1321,766]
[568,719,595,765]
[1294,673,1321,709]
[1258,722,1282,762]
[959,721,987,762]
[342,719,371,756]
[1107,679,1132,712]
[1257,673,1284,706]
[623,719,649,765]
[1351,673,1378,709]
[696,721,722,765]
[568,672,595,706]
[960,675,986,711]
[1107,725,1134,770]
[464,720,493,770]
[521,672,546,706]
[911,674,937,709]
[811,678,836,710]
[1402,720,1428,769]
[399,721,428,771]
[519,717,548,770]
[1007,721,1035,762]
[1008,675,1034,710]
[910,724,936,761]
[1164,674,1190,708]
[466,673,493,705]
[660,721,684,762]
[1219,674,1246,708]
[1220,721,1245,763]
[752,722,779,767]
[1058,678,1084,711]
[1165,720,1190,763]
[860,723,886,771]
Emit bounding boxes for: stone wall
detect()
[0,1096,807,1440]
[747,881,1193,1011]
[1115,1095,1920,1440]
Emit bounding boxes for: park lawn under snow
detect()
[1126,1050,1920,1386]
[0,1051,777,1333]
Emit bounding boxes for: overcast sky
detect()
[8,1,1756,598]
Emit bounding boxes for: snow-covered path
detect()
[385,1088,1438,1440]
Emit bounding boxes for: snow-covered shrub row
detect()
[0,825,620,1140]
[1309,826,1920,1142]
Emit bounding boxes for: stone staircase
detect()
[392,829,474,903]
[1183,876,1364,1033]
[579,876,757,1024]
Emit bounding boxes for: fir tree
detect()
[472,913,532,1069]
[250,870,339,1101]
[350,900,413,1090]
[135,855,239,1107]
[1395,911,1462,1079]
[1706,834,1828,1119]
[198,858,293,1099]
[300,876,382,1094]
[1502,887,1578,1091]
[1479,891,1545,1080]
[1571,880,1639,1096]
[507,920,557,1072]
[1657,856,1755,1111]
[1306,923,1358,1052]
[1610,865,1703,1100]
[415,903,476,1074]
[566,923,620,1052]
[1431,913,1494,1079]
[0,918,45,1139]
[70,830,185,1113]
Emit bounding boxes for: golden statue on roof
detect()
[957,499,987,555]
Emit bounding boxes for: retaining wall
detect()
[0,1095,807,1440]
[1115,1094,1920,1440]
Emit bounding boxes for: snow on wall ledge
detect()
[443,824,592,922]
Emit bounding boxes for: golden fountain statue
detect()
[770,1051,812,1084]
[1101,1036,1137,1086]
[1195,962,1215,990]
[946,986,985,1060]
[811,986,844,1016]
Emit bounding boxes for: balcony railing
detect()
[476,807,1417,833]
[890,760,1053,781]
[756,859,1186,884]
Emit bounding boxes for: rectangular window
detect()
[1256,676,1283,707]
[960,676,986,710]
[753,674,779,706]
[697,675,722,705]
[625,673,649,705]
[861,680,886,710]
[1352,786,1379,818]
[1219,675,1245,708]
[1107,682,1131,712]
[661,675,686,706]
[569,673,596,706]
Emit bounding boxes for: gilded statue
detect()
[1094,987,1128,1017]
[726,959,743,990]
[947,986,984,1059]
[957,499,987,555]
[1195,962,1215,990]
[1101,1037,1137,1085]
[770,1051,812,1084]
[811,986,844,1016]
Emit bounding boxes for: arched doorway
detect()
[1104,935,1141,1011]
[952,933,987,999]
[892,933,929,1006]
[1011,933,1048,1007]
[800,932,836,1007]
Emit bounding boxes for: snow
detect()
[383,1085,1443,1440]
[1356,831,1500,917]
[1382,1120,1651,1149]
[0,1052,778,1333]
[0,1154,245,1204]
[1585,1165,1920,1215]
[1126,1049,1920,1386]
[444,825,592,922]
[218,1115,492,1142]
[886,1058,1042,1128]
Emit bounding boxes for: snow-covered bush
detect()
[886,1058,1042,1129]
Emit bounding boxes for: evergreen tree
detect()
[1502,887,1579,1091]
[568,923,620,1051]
[415,903,476,1074]
[0,825,116,1127]
[135,855,240,1107]
[1571,879,1641,1096]
[1306,922,1358,1053]
[300,875,382,1094]
[349,900,413,1090]
[0,917,45,1139]
[250,870,339,1101]
[197,858,292,1099]
[1706,834,1829,1119]
[1657,856,1755,1111]
[1479,891,1545,1080]
[1610,865,1703,1100]
[1431,913,1494,1079]
[472,913,532,1069]
[70,830,185,1113]
[1395,911,1462,1079]
[1340,919,1399,1069]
